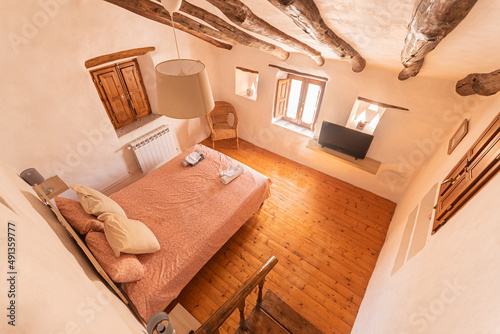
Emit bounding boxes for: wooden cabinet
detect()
[433,113,500,233]
[90,59,151,129]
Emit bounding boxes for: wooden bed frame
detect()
[33,144,271,326]
[34,184,147,326]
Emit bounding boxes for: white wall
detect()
[0,0,219,191]
[210,45,485,202]
[352,95,500,333]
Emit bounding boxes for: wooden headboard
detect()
[33,184,146,325]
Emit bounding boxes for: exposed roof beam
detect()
[103,0,232,49]
[180,1,289,61]
[266,0,366,72]
[456,69,500,96]
[399,0,477,80]
[204,0,324,66]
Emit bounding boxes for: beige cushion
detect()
[70,184,127,218]
[98,213,160,257]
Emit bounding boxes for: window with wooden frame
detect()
[90,59,151,130]
[274,74,326,130]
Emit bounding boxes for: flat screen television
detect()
[318,121,374,159]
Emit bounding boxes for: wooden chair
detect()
[206,101,239,149]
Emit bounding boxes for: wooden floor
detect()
[176,138,396,334]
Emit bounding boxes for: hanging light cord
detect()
[169,9,198,75]
[170,13,181,61]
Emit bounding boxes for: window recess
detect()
[235,67,259,101]
[273,73,326,131]
[90,59,152,130]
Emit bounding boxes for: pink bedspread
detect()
[110,144,271,321]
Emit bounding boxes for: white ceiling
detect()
[189,0,500,80]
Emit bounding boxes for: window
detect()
[90,59,151,130]
[274,74,326,131]
[235,67,259,101]
[345,97,409,135]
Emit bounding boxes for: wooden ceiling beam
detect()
[456,69,500,96]
[85,47,155,68]
[266,0,366,72]
[204,0,325,66]
[399,0,478,81]
[103,0,232,50]
[105,0,290,61]
[180,1,289,61]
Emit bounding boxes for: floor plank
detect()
[176,138,396,333]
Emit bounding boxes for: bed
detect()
[55,144,272,322]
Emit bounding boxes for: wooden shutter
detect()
[91,67,135,129]
[433,113,500,233]
[119,60,152,119]
[274,79,290,118]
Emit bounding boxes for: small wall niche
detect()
[235,67,259,101]
[392,183,438,274]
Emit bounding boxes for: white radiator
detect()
[128,125,179,172]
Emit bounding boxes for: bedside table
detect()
[168,304,201,334]
[35,176,69,200]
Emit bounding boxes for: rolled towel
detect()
[220,164,244,185]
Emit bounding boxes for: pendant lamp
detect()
[156,0,215,119]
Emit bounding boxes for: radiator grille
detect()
[128,125,179,172]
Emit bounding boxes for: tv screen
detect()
[318,121,374,159]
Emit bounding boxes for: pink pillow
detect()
[54,196,104,234]
[86,232,145,283]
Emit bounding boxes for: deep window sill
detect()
[116,113,163,138]
[272,118,314,138]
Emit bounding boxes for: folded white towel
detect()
[220,164,244,184]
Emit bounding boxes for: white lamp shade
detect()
[156,59,215,119]
[160,0,182,14]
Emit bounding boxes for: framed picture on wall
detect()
[448,119,469,155]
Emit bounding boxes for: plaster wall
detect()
[352,95,500,333]
[211,45,490,202]
[0,0,218,191]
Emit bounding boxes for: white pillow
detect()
[70,184,127,218]
[98,213,160,257]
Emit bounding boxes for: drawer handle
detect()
[447,204,454,211]
[441,175,459,186]
[441,178,454,186]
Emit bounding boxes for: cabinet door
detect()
[438,154,469,198]
[433,113,500,233]
[467,134,500,194]
[119,60,152,119]
[434,154,469,226]
[434,171,468,225]
[91,67,135,129]
[470,116,500,161]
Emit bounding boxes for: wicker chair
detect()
[206,101,239,149]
